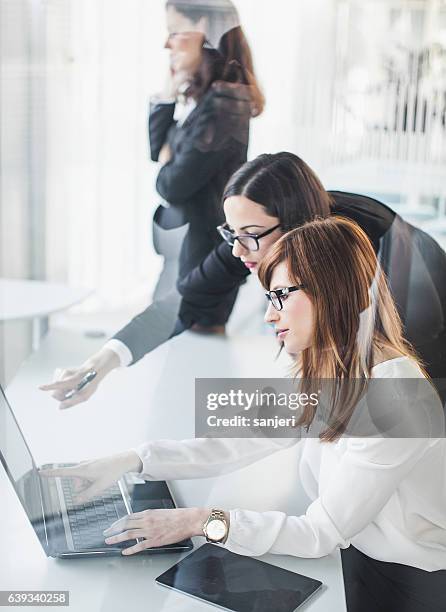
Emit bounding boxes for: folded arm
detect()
[156,89,250,203]
[149,101,176,161]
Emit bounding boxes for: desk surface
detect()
[1,329,346,612]
[0,279,91,321]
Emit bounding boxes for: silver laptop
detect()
[0,384,193,558]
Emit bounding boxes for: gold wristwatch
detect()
[202,509,229,544]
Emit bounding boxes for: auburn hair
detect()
[258,216,422,441]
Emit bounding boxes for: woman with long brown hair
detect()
[260,216,423,440]
[44,217,445,611]
[257,218,446,610]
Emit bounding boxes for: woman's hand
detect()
[39,451,142,503]
[39,347,120,410]
[158,143,172,165]
[103,507,210,555]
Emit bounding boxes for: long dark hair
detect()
[223,152,333,231]
[166,0,264,116]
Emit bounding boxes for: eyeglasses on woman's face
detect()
[265,285,305,311]
[217,223,281,252]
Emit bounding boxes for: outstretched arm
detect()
[40,244,248,407]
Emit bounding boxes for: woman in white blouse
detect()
[44,217,446,611]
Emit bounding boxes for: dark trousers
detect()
[341,546,446,612]
[152,219,189,301]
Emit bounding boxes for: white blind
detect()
[1,0,32,278]
[44,0,168,310]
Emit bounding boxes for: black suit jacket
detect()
[150,82,251,278]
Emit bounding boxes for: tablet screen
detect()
[156,544,322,612]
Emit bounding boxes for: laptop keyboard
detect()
[61,478,128,550]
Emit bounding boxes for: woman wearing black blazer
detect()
[150,0,263,298]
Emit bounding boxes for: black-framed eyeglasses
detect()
[217,223,281,252]
[265,285,305,311]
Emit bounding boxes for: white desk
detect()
[0,279,91,349]
[0,329,346,611]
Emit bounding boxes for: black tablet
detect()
[156,543,323,612]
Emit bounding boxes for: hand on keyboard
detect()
[103,507,206,555]
[39,451,143,503]
[63,479,129,550]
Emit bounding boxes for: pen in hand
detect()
[63,370,97,400]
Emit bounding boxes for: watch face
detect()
[207,519,226,541]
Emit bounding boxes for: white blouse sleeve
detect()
[103,339,133,367]
[134,437,298,481]
[224,437,432,558]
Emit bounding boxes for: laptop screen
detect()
[0,386,48,551]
